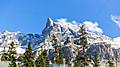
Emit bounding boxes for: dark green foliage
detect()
[1,42,17,61]
[74,53,83,67]
[42,50,47,59]
[74,60,81,67]
[17,54,25,67]
[8,42,17,67]
[93,52,100,67]
[51,58,55,64]
[58,48,63,64]
[23,44,36,67]
[51,34,64,64]
[35,50,49,67]
[42,50,50,67]
[1,53,9,61]
[56,46,63,64]
[52,34,58,47]
[1,42,17,67]
[17,54,24,63]
[54,46,64,64]
[43,50,50,67]
[8,42,17,60]
[53,49,57,64]
[65,59,71,65]
[9,56,16,67]
[51,35,58,64]
[37,54,46,67]
[80,25,89,66]
[46,56,50,67]
[107,60,115,67]
[76,25,90,67]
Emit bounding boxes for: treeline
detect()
[0,25,116,67]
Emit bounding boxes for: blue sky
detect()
[0,0,120,38]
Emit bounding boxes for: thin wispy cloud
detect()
[111,15,120,28]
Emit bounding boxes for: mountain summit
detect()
[0,18,120,61]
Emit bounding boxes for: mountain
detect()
[0,18,120,61]
[0,31,43,54]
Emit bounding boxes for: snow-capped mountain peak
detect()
[0,18,120,56]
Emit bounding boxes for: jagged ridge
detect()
[0,18,119,61]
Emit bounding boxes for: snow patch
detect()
[16,47,25,54]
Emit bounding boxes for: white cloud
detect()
[57,18,67,22]
[83,21,103,33]
[112,37,120,49]
[113,37,120,41]
[111,16,120,49]
[111,15,120,28]
[55,18,103,33]
[56,18,80,32]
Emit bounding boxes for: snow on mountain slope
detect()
[0,18,120,55]
[42,18,113,45]
[0,31,20,47]
[40,18,120,61]
[0,31,42,54]
[46,18,120,48]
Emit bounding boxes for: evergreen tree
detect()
[8,42,17,67]
[80,25,88,66]
[1,42,17,61]
[17,54,25,66]
[1,42,17,66]
[46,56,50,67]
[77,25,89,67]
[74,60,81,67]
[51,34,64,64]
[38,54,46,67]
[9,56,16,67]
[35,50,47,67]
[51,34,58,64]
[74,54,82,67]
[93,52,100,67]
[107,60,115,67]
[52,34,58,47]
[65,59,71,65]
[106,52,115,67]
[42,50,50,67]
[17,54,24,63]
[1,53,9,61]
[23,44,36,67]
[8,42,16,60]
[56,46,63,64]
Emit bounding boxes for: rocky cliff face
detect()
[0,18,120,61]
[37,18,119,61]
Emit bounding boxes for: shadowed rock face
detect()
[87,44,113,61]
[62,47,73,60]
[87,43,120,62]
[112,48,120,61]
